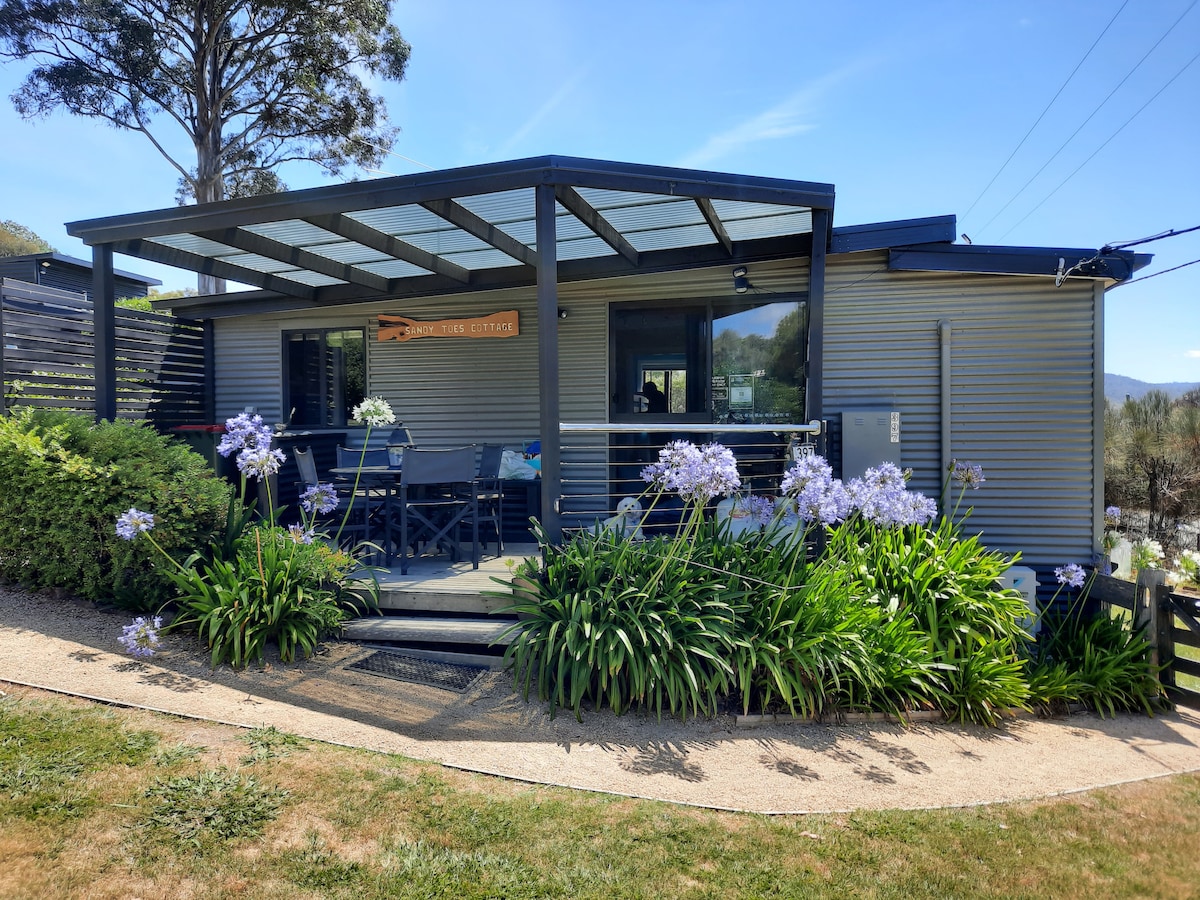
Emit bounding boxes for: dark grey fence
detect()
[1089,570,1200,709]
[1,278,208,426]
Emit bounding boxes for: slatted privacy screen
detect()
[1,279,207,425]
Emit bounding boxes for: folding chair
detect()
[292,447,367,548]
[389,446,478,574]
[472,444,505,555]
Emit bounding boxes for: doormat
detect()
[345,650,487,693]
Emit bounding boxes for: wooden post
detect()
[1137,569,1168,685]
[1155,581,1176,692]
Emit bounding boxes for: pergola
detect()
[67,155,837,534]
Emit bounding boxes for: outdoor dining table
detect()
[328,463,478,569]
[328,464,397,557]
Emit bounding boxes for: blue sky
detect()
[2,0,1197,382]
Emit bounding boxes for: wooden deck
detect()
[357,542,540,614]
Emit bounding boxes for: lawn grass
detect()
[2,687,1198,899]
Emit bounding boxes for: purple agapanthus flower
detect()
[1055,563,1087,589]
[217,412,273,458]
[118,615,163,658]
[781,454,851,525]
[1104,506,1121,528]
[300,482,339,516]
[288,523,316,544]
[236,445,287,480]
[742,495,777,527]
[642,441,741,506]
[950,459,986,489]
[116,508,155,540]
[847,463,938,527]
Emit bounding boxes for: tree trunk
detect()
[194,158,227,296]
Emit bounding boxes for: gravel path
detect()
[2,586,1199,815]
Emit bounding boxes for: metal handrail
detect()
[560,420,823,435]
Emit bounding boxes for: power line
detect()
[997,46,1200,241]
[1119,257,1200,286]
[1102,224,1200,252]
[959,0,1129,226]
[974,0,1197,239]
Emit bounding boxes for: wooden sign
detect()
[377,310,519,342]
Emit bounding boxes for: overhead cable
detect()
[959,0,1129,226]
[998,47,1200,241]
[1101,224,1200,252]
[1118,257,1200,287]
[975,0,1197,238]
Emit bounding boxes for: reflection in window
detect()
[712,302,806,424]
[283,329,365,428]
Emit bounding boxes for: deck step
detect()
[343,615,516,647]
[376,588,516,615]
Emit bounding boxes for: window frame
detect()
[280,326,367,429]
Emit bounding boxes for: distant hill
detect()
[1106,373,1200,402]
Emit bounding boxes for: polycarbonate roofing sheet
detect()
[349,205,456,238]
[358,258,436,279]
[154,233,243,257]
[245,219,340,246]
[309,242,391,266]
[439,247,537,270]
[455,188,536,225]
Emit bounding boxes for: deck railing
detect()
[554,420,823,532]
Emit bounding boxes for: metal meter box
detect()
[841,410,902,479]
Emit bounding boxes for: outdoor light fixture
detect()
[732,266,750,294]
[557,307,569,319]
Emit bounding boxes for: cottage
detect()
[65,156,1148,575]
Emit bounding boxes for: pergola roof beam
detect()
[302,213,471,284]
[66,157,837,247]
[694,197,734,255]
[111,239,319,299]
[419,198,538,267]
[195,226,390,292]
[553,185,640,266]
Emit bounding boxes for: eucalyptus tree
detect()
[0,0,410,288]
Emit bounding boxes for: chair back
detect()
[387,425,415,447]
[337,446,391,469]
[477,444,504,479]
[401,446,476,487]
[294,447,319,486]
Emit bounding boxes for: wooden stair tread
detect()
[344,616,515,645]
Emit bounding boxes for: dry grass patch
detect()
[3,687,1200,899]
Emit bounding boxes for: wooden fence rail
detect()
[1088,570,1200,708]
[1,278,208,427]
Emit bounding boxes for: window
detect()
[610,297,807,423]
[283,328,365,428]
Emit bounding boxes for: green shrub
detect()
[0,409,230,610]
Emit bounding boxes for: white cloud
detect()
[498,70,588,156]
[676,61,870,169]
[1186,350,1200,359]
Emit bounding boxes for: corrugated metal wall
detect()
[211,251,1102,569]
[824,250,1099,571]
